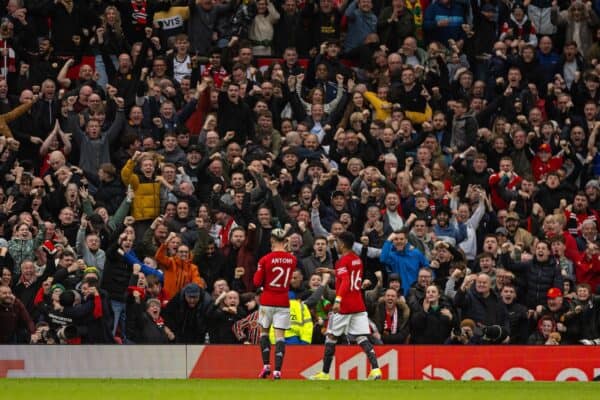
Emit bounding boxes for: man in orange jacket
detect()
[155,232,205,298]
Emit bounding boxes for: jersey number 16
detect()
[350,270,362,291]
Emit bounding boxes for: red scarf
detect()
[0,39,16,75]
[384,307,398,334]
[219,218,236,248]
[18,274,36,288]
[154,315,165,328]
[131,1,147,27]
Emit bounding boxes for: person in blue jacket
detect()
[344,0,377,53]
[380,230,430,296]
[423,0,470,45]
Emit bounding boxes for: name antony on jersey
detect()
[270,258,295,264]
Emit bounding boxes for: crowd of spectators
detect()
[1,0,600,346]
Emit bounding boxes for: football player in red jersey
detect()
[310,231,382,380]
[253,228,297,380]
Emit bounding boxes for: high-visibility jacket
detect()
[270,299,313,344]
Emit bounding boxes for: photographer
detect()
[43,286,103,344]
[445,319,481,345]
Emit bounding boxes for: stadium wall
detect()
[1,345,599,381]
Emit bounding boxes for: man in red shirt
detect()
[310,231,382,380]
[575,242,600,294]
[531,143,563,182]
[488,157,522,210]
[253,229,297,380]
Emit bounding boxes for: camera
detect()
[56,325,80,341]
[481,325,506,344]
[452,327,466,337]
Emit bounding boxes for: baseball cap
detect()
[506,212,520,221]
[186,144,205,154]
[183,283,201,298]
[496,227,509,236]
[547,288,563,299]
[331,190,345,199]
[538,143,551,153]
[388,273,401,282]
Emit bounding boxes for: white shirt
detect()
[173,55,191,83]
[387,210,404,231]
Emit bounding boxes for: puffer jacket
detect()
[120,159,161,221]
[454,285,510,334]
[501,253,563,308]
[155,243,205,298]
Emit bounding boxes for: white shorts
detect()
[327,311,370,337]
[258,305,290,330]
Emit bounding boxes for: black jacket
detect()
[454,285,510,335]
[217,91,255,145]
[101,243,133,303]
[410,303,454,344]
[501,253,563,309]
[127,301,170,344]
[504,301,529,344]
[163,289,212,344]
[207,303,246,344]
[92,178,125,215]
[80,289,115,344]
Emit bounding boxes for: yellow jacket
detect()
[363,91,391,122]
[270,299,313,344]
[120,159,161,221]
[405,104,433,125]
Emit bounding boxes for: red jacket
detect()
[489,172,522,210]
[575,253,600,292]
[531,155,563,182]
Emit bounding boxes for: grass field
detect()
[1,379,598,400]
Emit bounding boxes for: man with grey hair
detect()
[577,219,599,251]
[454,272,510,339]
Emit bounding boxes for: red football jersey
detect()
[253,251,297,307]
[335,252,366,314]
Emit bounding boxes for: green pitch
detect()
[1,379,598,400]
